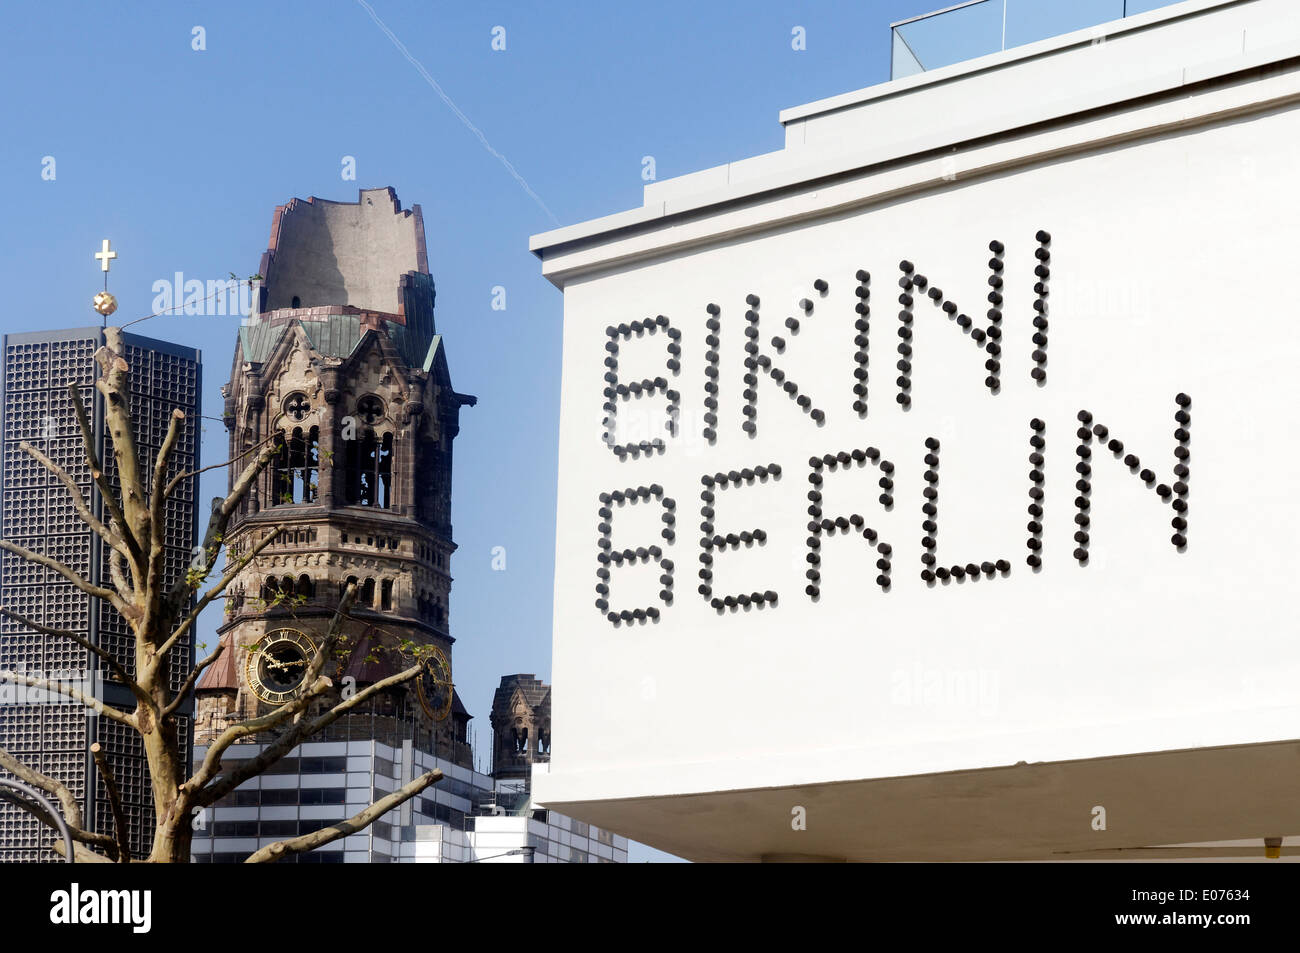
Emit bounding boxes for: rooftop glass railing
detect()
[891,0,1185,79]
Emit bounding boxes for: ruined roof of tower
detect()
[260,187,427,314]
[237,188,441,371]
[491,674,551,717]
[195,634,239,694]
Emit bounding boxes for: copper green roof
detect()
[237,315,441,370]
[237,272,442,371]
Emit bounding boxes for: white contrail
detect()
[355,0,560,225]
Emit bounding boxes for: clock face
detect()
[416,645,453,722]
[245,628,318,705]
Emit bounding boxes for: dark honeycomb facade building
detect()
[0,327,200,861]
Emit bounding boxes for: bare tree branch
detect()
[162,436,283,622]
[304,662,422,732]
[194,659,423,809]
[68,381,144,575]
[0,539,127,613]
[152,408,186,527]
[186,585,359,805]
[186,675,334,802]
[0,793,110,861]
[156,525,286,666]
[0,606,147,708]
[0,671,136,727]
[161,640,224,720]
[109,546,134,601]
[164,430,282,499]
[90,743,131,863]
[96,331,150,555]
[244,770,442,863]
[0,744,85,830]
[0,787,62,830]
[0,744,119,855]
[17,440,125,558]
[51,840,114,863]
[142,408,187,639]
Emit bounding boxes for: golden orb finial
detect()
[93,291,118,316]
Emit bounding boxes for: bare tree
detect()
[0,327,440,862]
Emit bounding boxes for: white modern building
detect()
[191,740,626,863]
[407,767,627,864]
[530,0,1300,861]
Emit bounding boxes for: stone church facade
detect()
[490,674,552,784]
[196,188,475,767]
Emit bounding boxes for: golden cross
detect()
[95,238,117,273]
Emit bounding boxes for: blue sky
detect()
[0,0,1166,862]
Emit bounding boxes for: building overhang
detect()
[537,739,1300,862]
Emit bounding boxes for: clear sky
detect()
[0,0,1167,862]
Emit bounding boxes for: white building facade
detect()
[530,0,1300,861]
[191,742,626,863]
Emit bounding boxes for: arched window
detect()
[380,579,393,611]
[360,578,376,607]
[297,575,314,599]
[261,577,279,604]
[377,433,392,508]
[291,296,301,309]
[281,575,295,598]
[271,426,319,505]
[345,434,363,504]
[345,427,394,509]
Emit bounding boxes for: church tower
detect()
[489,674,552,785]
[196,188,475,767]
